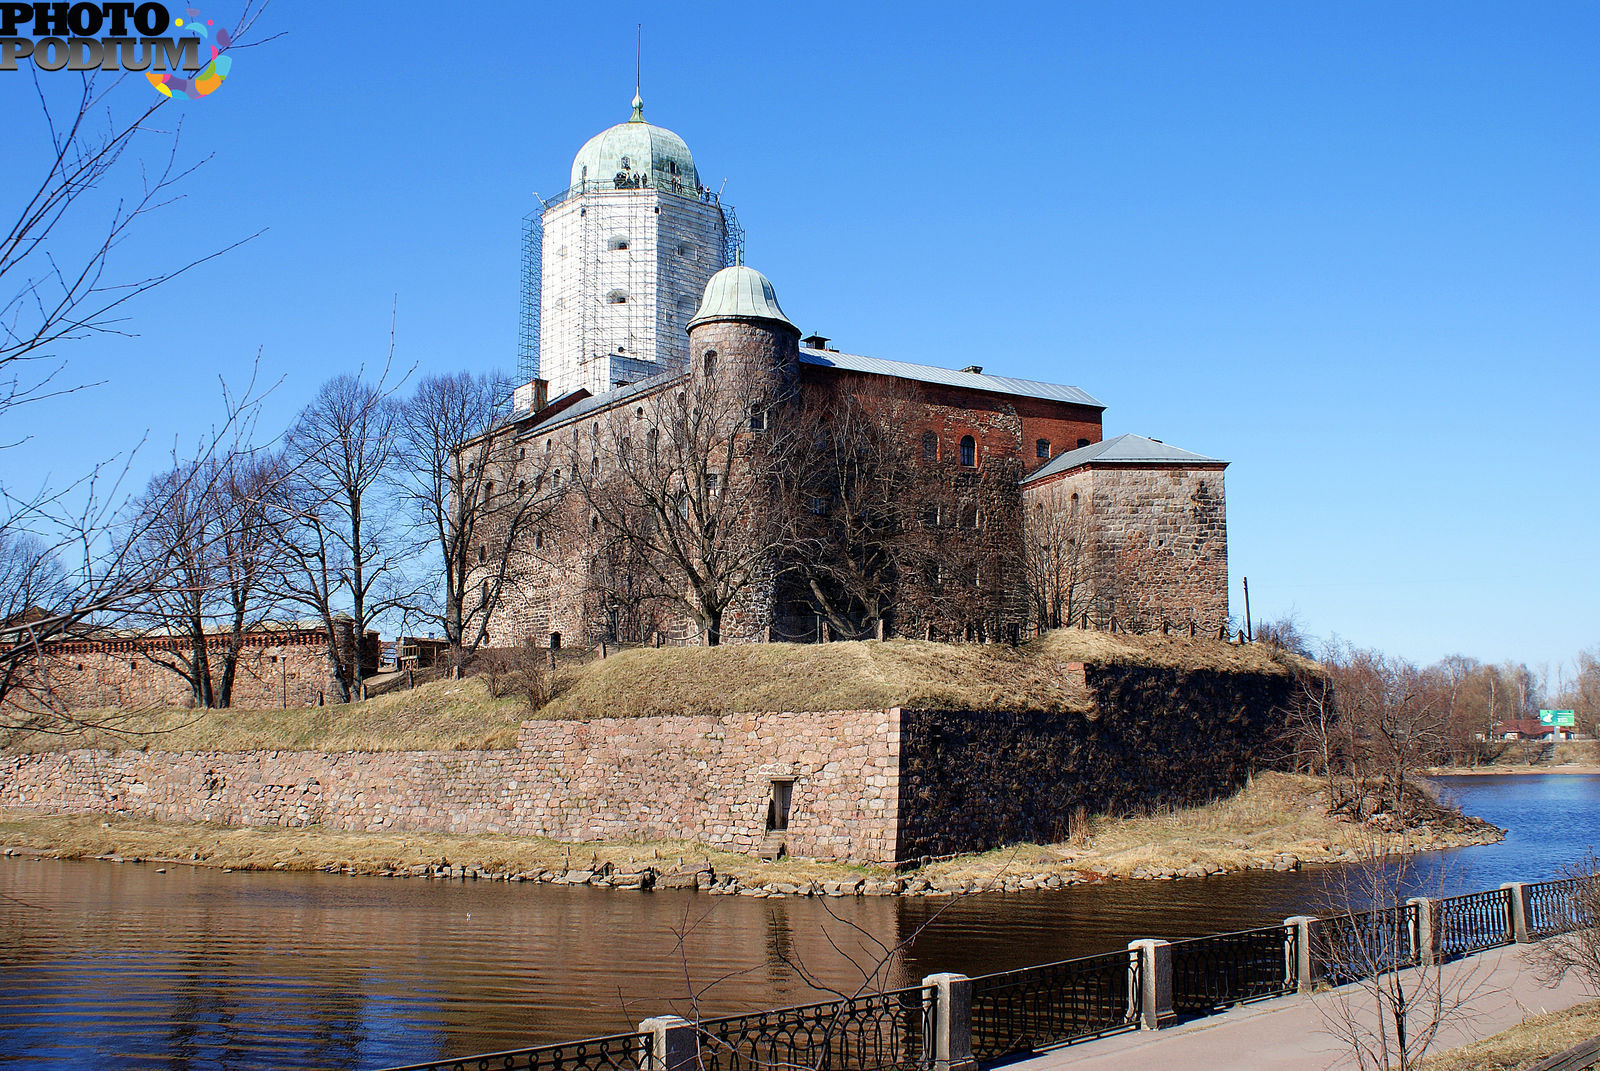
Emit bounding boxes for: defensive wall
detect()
[0,663,1300,864]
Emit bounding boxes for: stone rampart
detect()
[0,708,899,863]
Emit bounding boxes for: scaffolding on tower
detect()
[519,211,542,384]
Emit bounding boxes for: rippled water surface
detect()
[2,773,1596,1070]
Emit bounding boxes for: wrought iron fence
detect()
[1436,888,1512,960]
[1307,903,1418,985]
[697,986,929,1071]
[968,949,1139,1059]
[1169,925,1295,1015]
[379,1030,649,1071]
[1527,877,1594,939]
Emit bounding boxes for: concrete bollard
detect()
[1502,882,1531,943]
[1407,897,1438,966]
[639,1016,699,1071]
[1128,940,1174,1029]
[1284,916,1316,994]
[922,973,976,1071]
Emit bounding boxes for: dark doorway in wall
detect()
[766,780,794,832]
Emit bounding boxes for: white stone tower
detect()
[536,94,735,399]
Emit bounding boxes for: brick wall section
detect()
[29,626,379,711]
[0,708,901,864]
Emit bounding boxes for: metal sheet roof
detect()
[518,371,684,437]
[1023,433,1225,484]
[800,348,1103,408]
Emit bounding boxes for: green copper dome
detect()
[688,266,796,330]
[569,95,700,192]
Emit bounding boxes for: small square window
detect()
[1036,439,1051,459]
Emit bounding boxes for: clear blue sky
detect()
[3,1,1596,674]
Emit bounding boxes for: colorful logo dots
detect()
[148,8,234,100]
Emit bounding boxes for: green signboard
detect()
[1539,709,1577,727]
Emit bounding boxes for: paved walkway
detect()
[1007,944,1594,1071]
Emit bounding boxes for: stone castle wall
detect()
[894,663,1296,858]
[1023,464,1228,633]
[0,663,1300,863]
[0,708,900,863]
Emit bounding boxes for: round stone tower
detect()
[686,265,801,401]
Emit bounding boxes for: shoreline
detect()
[1426,764,1600,778]
[0,773,1505,897]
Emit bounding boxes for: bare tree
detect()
[781,391,918,640]
[116,450,284,707]
[1283,667,1348,810]
[1022,486,1092,633]
[1312,831,1495,1071]
[1,9,271,429]
[574,370,800,646]
[267,371,411,700]
[1330,651,1449,819]
[1526,853,1600,994]
[393,372,559,653]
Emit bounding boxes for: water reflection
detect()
[1,774,1595,1070]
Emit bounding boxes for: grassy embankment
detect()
[1418,998,1600,1071]
[4,630,1305,753]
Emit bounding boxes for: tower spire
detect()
[630,24,644,122]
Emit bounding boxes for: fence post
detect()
[1128,940,1173,1029]
[1284,916,1315,994]
[1502,882,1531,943]
[922,973,976,1071]
[1407,897,1437,965]
[639,1016,699,1071]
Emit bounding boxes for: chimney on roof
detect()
[512,378,549,415]
[802,334,833,351]
[960,365,983,374]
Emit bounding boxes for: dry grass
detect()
[919,771,1500,884]
[537,630,1309,720]
[0,809,875,883]
[7,630,1312,754]
[1417,997,1600,1071]
[4,677,530,754]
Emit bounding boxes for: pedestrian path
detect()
[1006,944,1593,1070]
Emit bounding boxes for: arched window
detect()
[477,545,487,564]
[703,350,717,377]
[921,431,937,461]
[518,446,526,460]
[552,469,561,488]
[533,530,544,550]
[1036,439,1051,459]
[1077,438,1091,449]
[481,579,490,608]
[608,236,630,251]
[481,481,494,504]
[606,290,628,304]
[591,456,600,474]
[959,436,976,467]
[517,479,526,494]
[646,427,659,453]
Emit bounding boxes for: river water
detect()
[1,773,1596,1070]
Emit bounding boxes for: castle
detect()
[465,95,1229,650]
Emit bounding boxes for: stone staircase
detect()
[758,832,787,862]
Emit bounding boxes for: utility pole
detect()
[1242,577,1253,642]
